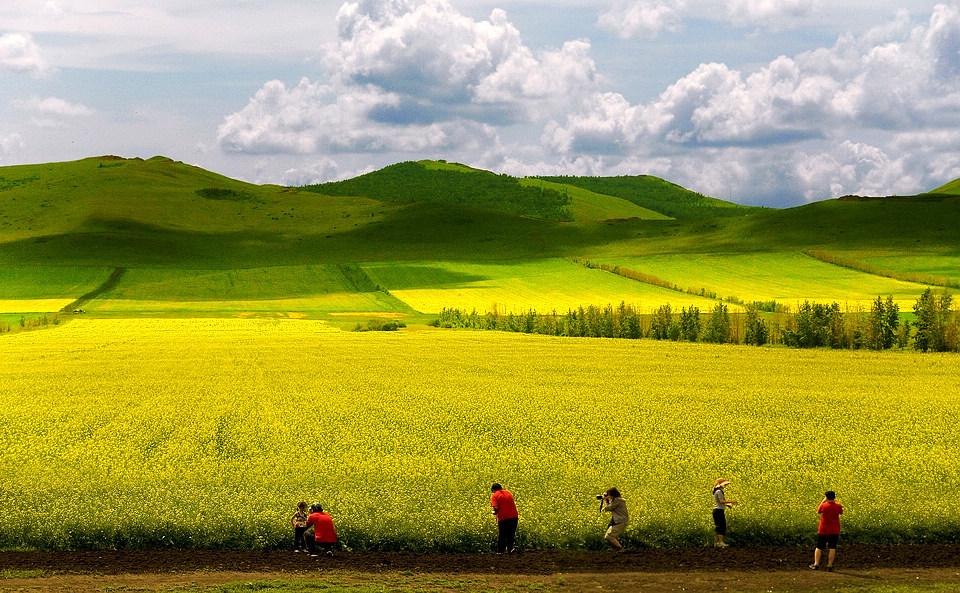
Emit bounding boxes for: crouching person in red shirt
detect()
[305,503,338,557]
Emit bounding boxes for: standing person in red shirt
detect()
[490,483,518,553]
[810,491,844,571]
[305,503,338,557]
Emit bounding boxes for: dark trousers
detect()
[307,538,335,555]
[496,517,518,553]
[713,509,727,535]
[294,526,308,551]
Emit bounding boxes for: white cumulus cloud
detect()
[19,96,94,117]
[280,157,346,186]
[218,0,598,156]
[723,0,822,29]
[218,77,498,155]
[0,131,26,162]
[597,0,686,39]
[596,0,825,38]
[15,96,94,128]
[0,32,51,76]
[541,3,960,203]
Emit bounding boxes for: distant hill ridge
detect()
[303,160,725,221]
[303,160,575,221]
[536,175,758,220]
[1,155,959,271]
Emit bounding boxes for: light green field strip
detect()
[0,266,112,299]
[105,266,360,300]
[519,178,672,221]
[847,251,960,286]
[85,294,396,314]
[1,319,957,550]
[80,265,407,314]
[596,252,937,308]
[363,259,723,314]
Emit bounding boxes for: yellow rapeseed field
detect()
[1,318,957,550]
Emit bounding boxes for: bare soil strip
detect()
[4,544,959,576]
[2,547,958,592]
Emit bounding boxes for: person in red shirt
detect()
[305,503,338,557]
[810,491,844,571]
[490,483,518,553]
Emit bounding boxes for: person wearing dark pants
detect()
[810,491,844,571]
[290,501,309,553]
[490,483,518,553]
[712,478,738,547]
[305,503,338,557]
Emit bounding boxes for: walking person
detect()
[290,501,309,553]
[304,503,338,556]
[712,478,738,547]
[490,483,518,553]
[810,491,844,571]
[601,487,629,551]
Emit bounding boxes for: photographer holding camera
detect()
[598,488,629,551]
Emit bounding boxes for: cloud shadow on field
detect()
[365,265,489,290]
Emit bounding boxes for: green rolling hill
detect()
[535,174,759,220]
[1,155,958,321]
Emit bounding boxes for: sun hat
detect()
[714,478,731,488]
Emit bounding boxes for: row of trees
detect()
[0,313,62,335]
[431,289,959,352]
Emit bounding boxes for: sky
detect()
[2,0,960,207]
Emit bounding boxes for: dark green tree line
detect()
[431,290,958,353]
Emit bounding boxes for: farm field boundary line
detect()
[60,267,126,313]
[803,250,959,289]
[2,545,959,576]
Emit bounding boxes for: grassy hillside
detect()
[303,160,575,221]
[924,177,960,197]
[2,155,959,318]
[519,177,671,221]
[535,174,758,220]
[0,156,297,240]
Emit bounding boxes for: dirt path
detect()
[3,567,960,593]
[2,546,958,592]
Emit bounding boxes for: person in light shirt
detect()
[712,478,738,547]
[601,487,629,551]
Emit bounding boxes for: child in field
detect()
[290,501,309,553]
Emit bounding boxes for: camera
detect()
[596,494,605,500]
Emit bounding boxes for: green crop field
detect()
[1,319,958,551]
[818,250,960,288]
[590,253,938,309]
[76,265,410,316]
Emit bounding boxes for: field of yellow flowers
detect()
[1,318,958,551]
